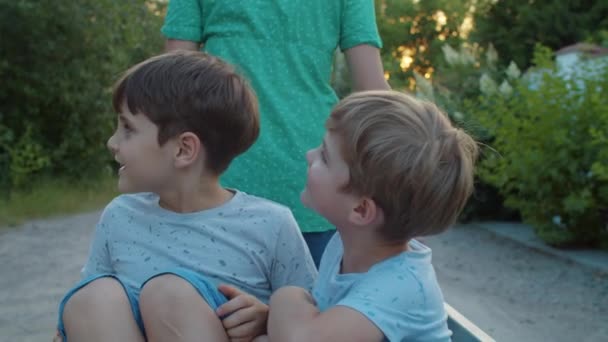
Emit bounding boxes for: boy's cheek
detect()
[300,188,314,208]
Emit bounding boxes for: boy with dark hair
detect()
[56,50,316,342]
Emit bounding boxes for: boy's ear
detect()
[349,196,381,226]
[174,132,202,168]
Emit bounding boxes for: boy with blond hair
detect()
[56,50,316,342]
[266,91,478,342]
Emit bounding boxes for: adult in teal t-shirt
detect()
[162,0,389,266]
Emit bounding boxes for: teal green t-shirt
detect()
[162,0,381,233]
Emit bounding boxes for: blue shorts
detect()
[57,268,228,341]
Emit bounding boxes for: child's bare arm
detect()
[267,286,384,342]
[216,284,269,342]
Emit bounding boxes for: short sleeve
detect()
[336,269,451,341]
[161,0,204,42]
[340,0,382,51]
[81,217,113,279]
[270,210,318,291]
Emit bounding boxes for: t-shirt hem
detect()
[301,226,336,234]
[340,37,383,51]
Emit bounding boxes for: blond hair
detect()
[327,91,478,242]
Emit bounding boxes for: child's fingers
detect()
[251,335,270,342]
[225,319,260,339]
[217,295,252,319]
[221,304,257,329]
[218,283,246,299]
[229,338,254,342]
[228,338,250,342]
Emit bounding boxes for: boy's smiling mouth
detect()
[115,159,126,173]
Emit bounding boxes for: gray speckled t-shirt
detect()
[82,191,317,303]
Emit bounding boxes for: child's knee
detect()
[139,274,202,314]
[139,274,227,340]
[63,277,127,320]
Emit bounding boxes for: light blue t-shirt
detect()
[312,234,451,342]
[82,191,317,303]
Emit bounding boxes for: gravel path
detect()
[1,212,606,341]
[423,226,608,341]
[0,212,98,342]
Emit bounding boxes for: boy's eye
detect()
[117,115,134,135]
[120,120,134,132]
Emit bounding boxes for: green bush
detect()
[0,0,164,193]
[468,46,608,248]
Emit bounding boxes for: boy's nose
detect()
[107,134,118,154]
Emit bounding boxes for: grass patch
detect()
[0,174,118,228]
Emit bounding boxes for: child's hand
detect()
[217,284,269,342]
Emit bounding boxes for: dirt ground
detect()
[1,211,607,342]
[423,226,608,341]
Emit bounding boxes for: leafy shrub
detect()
[468,45,608,248]
[0,0,164,193]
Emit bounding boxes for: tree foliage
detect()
[0,0,164,193]
[472,0,608,69]
[375,0,474,89]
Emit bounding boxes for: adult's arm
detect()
[165,39,201,52]
[344,44,390,91]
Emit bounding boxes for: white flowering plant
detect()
[469,45,608,249]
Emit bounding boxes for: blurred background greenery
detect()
[1,0,607,249]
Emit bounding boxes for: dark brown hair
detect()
[327,91,478,242]
[112,50,259,175]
